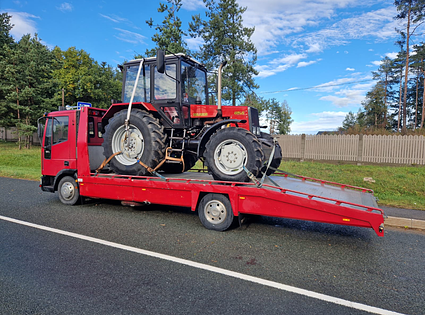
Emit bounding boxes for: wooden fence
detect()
[0,127,39,145]
[276,134,425,165]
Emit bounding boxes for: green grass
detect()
[0,141,41,180]
[276,161,425,211]
[1,141,424,210]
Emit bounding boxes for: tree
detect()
[372,56,394,127]
[52,47,121,108]
[0,34,59,148]
[412,43,425,128]
[0,13,15,128]
[264,99,293,135]
[0,13,14,48]
[362,82,387,128]
[189,0,258,106]
[145,0,189,57]
[394,0,425,133]
[240,92,268,116]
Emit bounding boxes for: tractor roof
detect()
[125,53,205,70]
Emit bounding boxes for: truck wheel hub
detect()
[61,182,74,200]
[204,200,227,224]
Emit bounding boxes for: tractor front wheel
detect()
[204,127,264,182]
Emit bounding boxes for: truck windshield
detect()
[123,64,151,103]
[181,61,207,104]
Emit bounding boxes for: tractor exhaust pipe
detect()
[217,60,227,118]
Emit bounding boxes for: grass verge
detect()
[1,141,424,210]
[0,141,41,180]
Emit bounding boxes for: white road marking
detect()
[0,215,404,315]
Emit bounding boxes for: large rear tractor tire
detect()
[204,127,264,182]
[260,133,282,176]
[102,109,166,176]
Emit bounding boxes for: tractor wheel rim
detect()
[61,182,75,200]
[214,139,247,175]
[204,200,227,224]
[112,124,144,165]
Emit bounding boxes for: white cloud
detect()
[386,52,398,59]
[297,59,320,68]
[114,28,146,45]
[57,3,73,12]
[6,11,39,39]
[239,0,397,57]
[100,14,122,23]
[256,53,307,77]
[319,80,374,107]
[346,67,355,71]
[290,111,348,134]
[186,36,204,51]
[182,0,205,11]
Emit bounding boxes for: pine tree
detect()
[265,98,293,135]
[189,0,258,106]
[1,34,58,148]
[394,0,425,133]
[362,83,387,129]
[0,13,15,129]
[145,0,189,57]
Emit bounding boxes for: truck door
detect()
[42,112,76,176]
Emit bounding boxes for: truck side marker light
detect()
[240,197,246,200]
[343,218,350,222]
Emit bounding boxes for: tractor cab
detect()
[121,53,208,128]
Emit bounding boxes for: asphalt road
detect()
[0,177,424,315]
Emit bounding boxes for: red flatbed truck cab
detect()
[39,106,385,236]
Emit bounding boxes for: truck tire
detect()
[103,109,166,176]
[204,127,264,182]
[58,176,80,205]
[198,193,234,231]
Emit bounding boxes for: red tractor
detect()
[99,50,281,182]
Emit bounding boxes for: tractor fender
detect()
[197,119,246,158]
[101,102,158,127]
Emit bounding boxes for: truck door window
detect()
[123,64,151,103]
[154,64,176,100]
[52,116,69,144]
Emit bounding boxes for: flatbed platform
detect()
[81,170,385,236]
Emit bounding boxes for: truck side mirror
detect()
[157,50,165,74]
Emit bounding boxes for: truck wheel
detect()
[103,109,166,176]
[204,127,264,182]
[58,176,80,205]
[198,194,234,231]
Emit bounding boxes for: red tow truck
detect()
[38,105,385,236]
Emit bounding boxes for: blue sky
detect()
[0,0,409,134]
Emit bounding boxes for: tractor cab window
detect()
[181,61,207,105]
[123,64,151,103]
[154,64,177,100]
